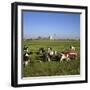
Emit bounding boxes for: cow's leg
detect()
[28,57,31,63]
[66,54,70,61]
[47,55,51,62]
[60,55,65,62]
[23,61,25,67]
[60,57,63,62]
[66,58,70,61]
[25,61,28,66]
[74,56,77,60]
[75,54,77,60]
[28,59,30,64]
[48,57,51,62]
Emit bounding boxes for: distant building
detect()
[49,35,53,40]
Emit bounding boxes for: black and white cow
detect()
[47,47,54,61]
[47,47,60,61]
[36,48,47,61]
[23,46,33,66]
[23,46,29,53]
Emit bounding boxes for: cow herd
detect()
[23,45,78,67]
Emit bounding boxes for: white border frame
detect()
[17,5,86,85]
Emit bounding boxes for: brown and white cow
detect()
[60,51,77,62]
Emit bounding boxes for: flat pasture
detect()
[23,40,80,77]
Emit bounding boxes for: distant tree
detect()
[37,36,41,39]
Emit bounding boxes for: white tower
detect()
[50,35,53,40]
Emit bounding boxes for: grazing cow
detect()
[24,46,29,53]
[23,52,33,66]
[23,46,33,66]
[47,48,60,61]
[36,47,57,62]
[53,52,61,61]
[70,45,75,51]
[60,51,77,62]
[36,48,45,55]
[39,48,45,54]
[36,48,47,61]
[47,47,54,61]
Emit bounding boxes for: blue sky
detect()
[23,11,80,39]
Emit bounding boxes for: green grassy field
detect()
[23,39,80,77]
